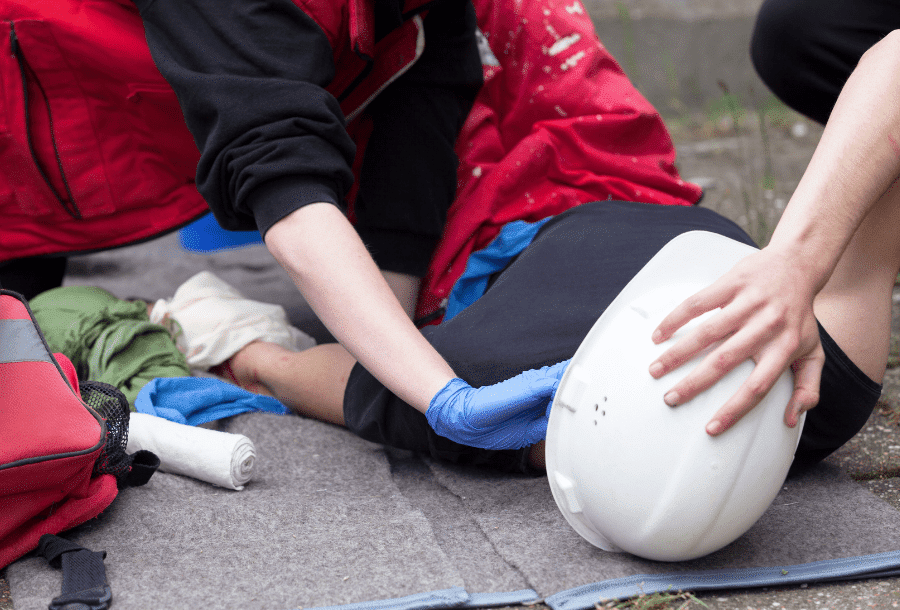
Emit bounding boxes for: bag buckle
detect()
[48,585,112,610]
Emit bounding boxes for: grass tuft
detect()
[595,588,708,610]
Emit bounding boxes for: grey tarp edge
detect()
[284,553,900,610]
[544,550,900,610]
[302,586,469,610]
[302,587,541,610]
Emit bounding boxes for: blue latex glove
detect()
[426,360,570,450]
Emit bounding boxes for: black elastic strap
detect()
[122,449,160,488]
[36,534,112,610]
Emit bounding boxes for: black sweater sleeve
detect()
[133,0,356,234]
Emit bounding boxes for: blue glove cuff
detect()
[426,378,471,436]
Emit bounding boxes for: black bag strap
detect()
[122,449,160,488]
[36,535,112,610]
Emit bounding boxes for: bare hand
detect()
[647,247,825,435]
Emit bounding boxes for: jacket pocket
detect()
[2,19,114,219]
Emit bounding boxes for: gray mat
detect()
[9,233,900,609]
[10,411,900,610]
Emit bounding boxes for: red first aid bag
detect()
[0,287,155,569]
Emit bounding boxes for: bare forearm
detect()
[264,203,456,413]
[769,30,900,284]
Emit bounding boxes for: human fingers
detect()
[468,371,558,428]
[541,359,571,381]
[651,281,735,346]
[663,308,790,407]
[649,295,758,385]
[703,334,803,435]
[784,347,824,427]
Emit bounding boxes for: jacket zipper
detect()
[10,23,82,220]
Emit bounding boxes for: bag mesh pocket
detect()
[80,381,131,482]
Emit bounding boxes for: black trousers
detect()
[342,201,882,476]
[751,0,900,124]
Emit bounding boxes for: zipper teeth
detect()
[10,22,82,220]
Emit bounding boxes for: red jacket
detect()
[0,0,205,261]
[416,0,702,319]
[0,0,430,262]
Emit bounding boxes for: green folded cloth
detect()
[30,286,190,409]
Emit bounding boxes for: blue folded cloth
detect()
[135,377,290,426]
[444,218,552,322]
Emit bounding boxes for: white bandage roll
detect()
[127,412,256,490]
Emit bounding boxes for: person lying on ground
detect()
[211,198,890,476]
[648,30,900,436]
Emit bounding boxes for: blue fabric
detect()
[135,377,289,426]
[179,212,263,252]
[544,550,900,610]
[444,218,552,321]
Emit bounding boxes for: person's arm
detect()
[265,203,455,411]
[134,0,355,233]
[266,204,567,449]
[649,30,900,435]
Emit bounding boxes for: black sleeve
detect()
[132,0,356,234]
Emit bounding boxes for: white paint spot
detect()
[595,114,603,121]
[474,28,499,67]
[555,105,568,117]
[543,8,551,16]
[560,49,586,70]
[545,23,560,40]
[543,65,551,73]
[472,166,482,177]
[631,156,637,163]
[565,1,584,14]
[548,33,581,56]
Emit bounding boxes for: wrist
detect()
[764,221,843,293]
[426,378,470,431]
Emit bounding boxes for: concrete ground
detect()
[3,1,899,608]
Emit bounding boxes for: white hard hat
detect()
[546,231,804,562]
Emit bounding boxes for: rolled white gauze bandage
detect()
[127,412,256,490]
